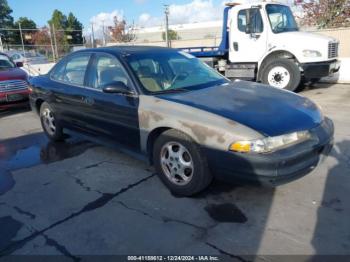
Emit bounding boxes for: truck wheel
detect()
[153,129,212,196]
[40,102,64,141]
[261,58,301,92]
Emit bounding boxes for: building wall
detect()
[308,28,350,57]
[129,26,350,58]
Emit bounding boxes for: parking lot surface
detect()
[0,84,349,260]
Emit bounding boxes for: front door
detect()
[81,53,140,149]
[229,7,268,63]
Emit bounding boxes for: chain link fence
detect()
[0,25,85,63]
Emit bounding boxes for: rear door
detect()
[81,52,140,149]
[49,52,93,132]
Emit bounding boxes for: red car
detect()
[0,52,30,109]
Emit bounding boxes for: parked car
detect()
[29,46,334,196]
[0,52,30,109]
[9,51,49,65]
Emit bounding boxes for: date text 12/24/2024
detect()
[127,256,220,261]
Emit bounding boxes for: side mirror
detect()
[102,81,134,95]
[16,62,23,67]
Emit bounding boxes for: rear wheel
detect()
[261,58,301,92]
[40,102,64,141]
[153,129,212,196]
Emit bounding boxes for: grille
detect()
[328,42,339,58]
[0,80,28,92]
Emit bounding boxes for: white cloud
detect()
[137,0,226,27]
[87,9,124,37]
[86,0,246,36]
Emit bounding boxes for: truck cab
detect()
[181,2,340,91]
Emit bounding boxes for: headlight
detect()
[302,50,322,57]
[229,131,311,153]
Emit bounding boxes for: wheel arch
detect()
[257,50,299,82]
[35,98,45,115]
[146,126,199,165]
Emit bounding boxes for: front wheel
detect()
[261,58,301,92]
[153,129,212,196]
[40,102,64,141]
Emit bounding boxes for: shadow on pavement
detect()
[0,106,31,119]
[312,139,350,255]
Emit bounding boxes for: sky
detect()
[7,0,229,32]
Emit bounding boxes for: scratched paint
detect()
[138,95,263,154]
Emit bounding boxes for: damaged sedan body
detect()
[29,46,334,196]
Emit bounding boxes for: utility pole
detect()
[164,4,170,48]
[91,23,95,48]
[52,24,59,59]
[102,20,106,46]
[18,23,25,56]
[0,33,3,52]
[48,25,56,62]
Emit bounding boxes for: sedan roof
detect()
[77,45,176,56]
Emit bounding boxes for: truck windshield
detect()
[266,4,298,33]
[125,51,228,93]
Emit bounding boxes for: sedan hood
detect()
[158,81,323,137]
[0,68,28,81]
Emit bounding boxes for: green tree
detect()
[162,29,180,41]
[0,0,14,47]
[13,17,37,45]
[66,12,83,45]
[48,9,67,30]
[48,10,68,56]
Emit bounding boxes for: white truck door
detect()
[229,7,268,63]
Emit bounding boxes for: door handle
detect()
[233,42,239,51]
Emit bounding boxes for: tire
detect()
[261,58,301,92]
[39,102,64,141]
[153,129,212,196]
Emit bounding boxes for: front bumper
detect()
[301,59,340,79]
[206,117,334,186]
[0,90,30,109]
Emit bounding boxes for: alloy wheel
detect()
[42,108,56,136]
[160,141,194,186]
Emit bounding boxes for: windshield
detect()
[0,54,15,70]
[125,51,228,93]
[266,4,298,33]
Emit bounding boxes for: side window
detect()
[238,10,247,32]
[238,9,263,34]
[92,54,129,89]
[250,9,264,33]
[51,60,67,81]
[64,54,90,85]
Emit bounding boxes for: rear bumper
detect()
[301,60,340,79]
[0,90,30,109]
[206,117,334,186]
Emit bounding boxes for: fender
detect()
[257,49,299,81]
